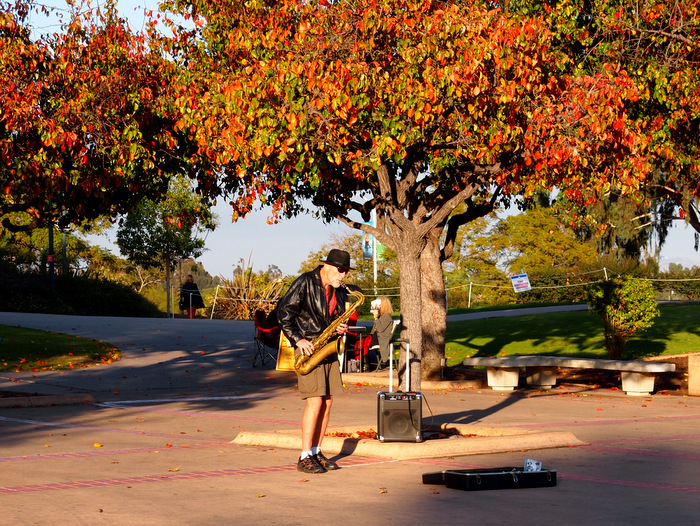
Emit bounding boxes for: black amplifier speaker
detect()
[377,391,423,442]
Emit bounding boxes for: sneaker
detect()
[297,455,327,474]
[314,451,338,471]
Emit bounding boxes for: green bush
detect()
[586,276,660,360]
[0,267,163,317]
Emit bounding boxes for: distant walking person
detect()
[179,274,205,318]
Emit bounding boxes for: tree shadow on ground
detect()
[426,391,524,427]
[0,316,302,449]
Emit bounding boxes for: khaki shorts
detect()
[295,354,343,399]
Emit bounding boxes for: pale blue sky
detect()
[86,202,354,277]
[86,202,699,278]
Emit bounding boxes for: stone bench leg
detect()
[486,367,519,391]
[621,371,656,396]
[689,355,700,397]
[526,366,558,390]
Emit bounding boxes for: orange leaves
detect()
[2,2,184,228]
[151,0,687,234]
[298,20,312,34]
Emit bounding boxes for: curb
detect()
[0,394,94,408]
[341,372,484,391]
[232,425,587,460]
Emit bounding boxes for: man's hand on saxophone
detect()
[297,338,315,356]
[335,322,348,336]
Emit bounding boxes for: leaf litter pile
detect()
[326,429,477,440]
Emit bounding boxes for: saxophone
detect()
[294,285,365,375]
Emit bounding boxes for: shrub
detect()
[213,259,289,320]
[586,276,660,360]
[0,266,163,317]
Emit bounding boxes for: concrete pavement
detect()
[1,312,699,525]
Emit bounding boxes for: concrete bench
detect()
[461,356,676,396]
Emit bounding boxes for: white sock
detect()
[300,450,313,459]
[311,446,321,456]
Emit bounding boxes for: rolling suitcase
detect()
[377,338,423,442]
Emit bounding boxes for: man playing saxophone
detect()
[276,249,356,474]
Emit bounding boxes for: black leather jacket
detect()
[276,266,349,349]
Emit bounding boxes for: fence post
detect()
[210,285,220,320]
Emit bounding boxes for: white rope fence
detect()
[175,267,700,319]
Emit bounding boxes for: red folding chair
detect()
[253,310,280,367]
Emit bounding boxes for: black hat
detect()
[321,249,353,270]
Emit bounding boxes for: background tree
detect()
[493,207,599,304]
[0,213,96,274]
[443,216,515,308]
[445,206,600,306]
[165,0,664,389]
[658,263,700,300]
[116,175,216,315]
[562,194,671,270]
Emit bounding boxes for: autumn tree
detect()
[0,0,197,232]
[163,0,671,389]
[597,1,700,242]
[499,0,700,248]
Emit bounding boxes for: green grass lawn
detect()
[445,302,700,366]
[1,302,697,373]
[0,325,121,372]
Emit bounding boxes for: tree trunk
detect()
[395,244,423,392]
[420,229,447,381]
